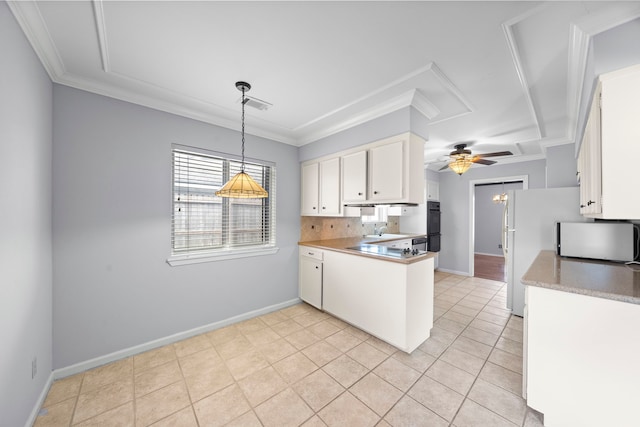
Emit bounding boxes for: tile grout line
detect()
[349,276,507,426]
[41,274,528,427]
[435,281,509,425]
[438,280,525,427]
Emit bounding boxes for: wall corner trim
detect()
[24,372,54,427]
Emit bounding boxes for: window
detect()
[168,145,277,265]
[361,205,389,223]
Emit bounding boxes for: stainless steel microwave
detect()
[556,222,639,262]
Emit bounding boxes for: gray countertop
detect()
[522,250,640,304]
[299,237,436,265]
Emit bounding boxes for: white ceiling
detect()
[9,1,640,170]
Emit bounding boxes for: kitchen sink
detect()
[364,233,410,239]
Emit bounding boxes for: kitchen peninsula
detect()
[522,250,640,427]
[299,236,436,353]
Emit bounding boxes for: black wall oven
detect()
[427,201,441,252]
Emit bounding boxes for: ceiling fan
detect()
[438,143,513,175]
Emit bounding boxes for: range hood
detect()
[343,203,419,207]
[343,203,419,218]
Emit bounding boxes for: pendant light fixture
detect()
[216,81,269,199]
[492,181,508,204]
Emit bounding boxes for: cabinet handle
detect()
[373,191,379,195]
[312,207,316,210]
[587,200,595,206]
[315,266,319,269]
[358,192,363,196]
[308,252,314,256]
[322,206,326,209]
[580,204,586,208]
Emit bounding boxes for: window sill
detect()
[167,246,279,266]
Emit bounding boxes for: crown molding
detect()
[297,62,474,145]
[424,62,474,125]
[6,1,475,148]
[7,1,66,79]
[539,136,573,148]
[295,90,418,146]
[501,6,544,141]
[92,0,110,72]
[566,4,640,148]
[411,89,440,120]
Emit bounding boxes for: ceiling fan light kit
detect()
[216,81,268,199]
[448,156,474,175]
[440,143,513,175]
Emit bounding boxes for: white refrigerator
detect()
[505,187,585,317]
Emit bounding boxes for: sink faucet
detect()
[374,225,388,236]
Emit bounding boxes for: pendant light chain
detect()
[241,85,246,172]
[215,81,268,198]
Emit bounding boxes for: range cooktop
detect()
[346,244,427,259]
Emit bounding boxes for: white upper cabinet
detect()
[579,64,640,219]
[302,132,425,216]
[342,151,367,203]
[301,157,341,216]
[578,87,602,216]
[341,132,425,206]
[319,157,341,215]
[427,180,439,201]
[369,140,404,202]
[301,162,319,215]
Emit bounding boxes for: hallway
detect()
[474,254,506,282]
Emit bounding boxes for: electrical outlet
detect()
[498,244,503,249]
[32,357,37,379]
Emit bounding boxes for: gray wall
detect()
[52,85,300,368]
[576,17,640,152]
[593,17,640,76]
[0,2,53,425]
[546,144,578,188]
[438,160,546,274]
[299,106,429,162]
[474,182,523,255]
[426,168,440,182]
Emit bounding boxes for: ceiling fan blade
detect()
[473,158,496,166]
[438,164,450,171]
[475,150,513,158]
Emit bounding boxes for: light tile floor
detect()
[34,272,545,427]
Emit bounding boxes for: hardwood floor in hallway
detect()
[474,254,506,282]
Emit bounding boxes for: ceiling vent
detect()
[238,95,272,111]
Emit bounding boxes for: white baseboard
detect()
[53,298,301,380]
[436,268,471,276]
[25,372,54,427]
[474,252,505,258]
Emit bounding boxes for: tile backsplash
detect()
[300,216,400,242]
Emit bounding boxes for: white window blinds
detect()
[171,146,275,256]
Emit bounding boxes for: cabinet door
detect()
[342,151,367,202]
[301,162,319,215]
[370,140,404,201]
[299,256,322,309]
[320,157,341,215]
[427,180,439,201]
[579,87,602,216]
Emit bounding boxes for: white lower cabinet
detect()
[322,250,434,353]
[526,286,640,427]
[299,246,323,309]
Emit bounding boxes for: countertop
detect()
[299,236,436,265]
[522,250,640,304]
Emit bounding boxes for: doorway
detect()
[468,177,526,281]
